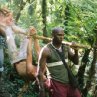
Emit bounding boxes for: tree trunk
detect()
[15,0,26,23]
[82,27,97,97]
[77,49,91,91]
[42,0,47,43]
[64,4,70,34]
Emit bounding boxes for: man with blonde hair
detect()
[0,7,40,80]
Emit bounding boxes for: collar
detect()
[51,42,62,52]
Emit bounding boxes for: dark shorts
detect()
[45,79,81,97]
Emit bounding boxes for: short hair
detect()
[52,27,64,35]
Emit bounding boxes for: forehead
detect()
[57,30,64,34]
[56,32,64,37]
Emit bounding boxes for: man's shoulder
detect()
[62,44,70,49]
[42,42,51,48]
[41,43,51,54]
[42,43,50,50]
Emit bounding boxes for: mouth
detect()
[59,39,63,41]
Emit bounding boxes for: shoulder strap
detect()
[55,47,79,89]
[55,48,68,68]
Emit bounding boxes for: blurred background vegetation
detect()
[1,0,97,97]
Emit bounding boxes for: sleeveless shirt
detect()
[46,43,69,84]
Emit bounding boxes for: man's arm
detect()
[26,27,40,78]
[31,28,41,59]
[12,25,38,38]
[33,38,41,58]
[38,46,49,97]
[68,47,79,65]
[12,25,27,34]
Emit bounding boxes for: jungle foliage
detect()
[0,0,97,97]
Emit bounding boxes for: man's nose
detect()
[59,36,64,41]
[60,35,64,39]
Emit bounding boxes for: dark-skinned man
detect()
[38,27,81,97]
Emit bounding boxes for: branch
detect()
[34,35,90,49]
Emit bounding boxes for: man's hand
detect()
[29,26,37,36]
[71,41,79,51]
